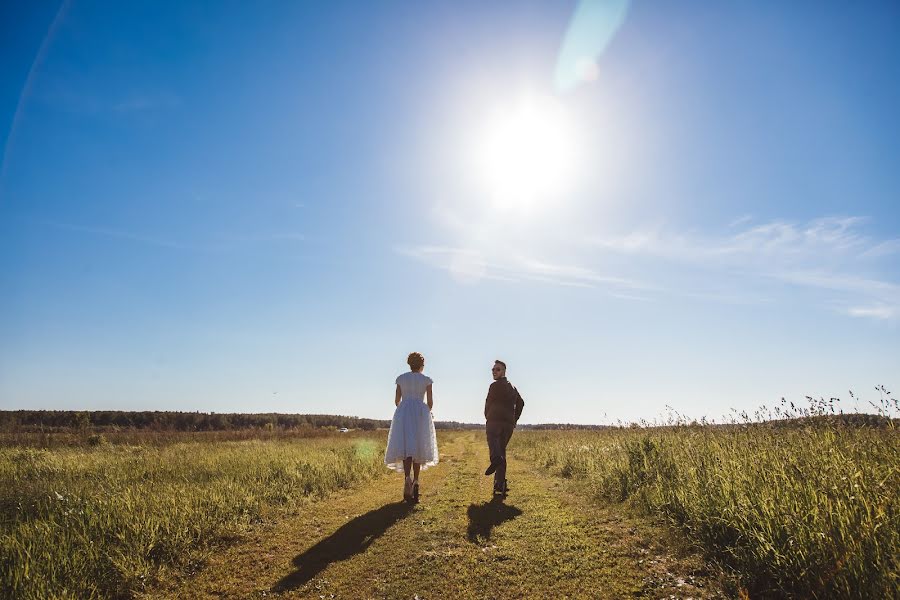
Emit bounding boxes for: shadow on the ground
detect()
[466,496,523,543]
[272,501,414,591]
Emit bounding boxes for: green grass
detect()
[0,433,387,600]
[161,432,708,600]
[513,421,899,598]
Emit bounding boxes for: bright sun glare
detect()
[474,96,577,211]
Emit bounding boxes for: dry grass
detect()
[0,427,339,449]
[0,432,386,599]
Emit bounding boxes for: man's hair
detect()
[494,359,507,370]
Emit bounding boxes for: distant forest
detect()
[1,410,892,434]
[1,410,406,432]
[0,410,619,432]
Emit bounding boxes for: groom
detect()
[484,359,525,495]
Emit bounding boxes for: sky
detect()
[1,1,898,424]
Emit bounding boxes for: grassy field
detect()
[512,420,899,598]
[2,415,896,599]
[0,432,387,600]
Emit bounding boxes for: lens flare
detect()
[555,0,631,93]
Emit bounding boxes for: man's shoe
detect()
[484,459,499,476]
[493,480,508,495]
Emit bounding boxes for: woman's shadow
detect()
[273,501,414,591]
[466,496,523,543]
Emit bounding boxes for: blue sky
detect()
[1,1,898,424]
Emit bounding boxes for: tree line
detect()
[0,410,389,432]
[0,410,495,432]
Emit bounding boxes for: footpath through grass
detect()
[148,431,725,599]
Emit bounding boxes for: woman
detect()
[384,351,439,503]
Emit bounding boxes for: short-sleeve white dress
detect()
[384,371,439,472]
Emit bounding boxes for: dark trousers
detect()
[486,421,514,486]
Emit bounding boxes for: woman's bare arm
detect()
[426,384,433,411]
[395,384,402,407]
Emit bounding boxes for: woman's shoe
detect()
[412,481,420,503]
[403,477,413,501]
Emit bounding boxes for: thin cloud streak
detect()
[861,239,900,259]
[770,270,900,320]
[396,245,651,293]
[215,232,307,243]
[112,91,181,113]
[0,1,72,197]
[32,81,181,117]
[587,216,900,320]
[846,305,898,320]
[589,217,898,264]
[401,216,898,320]
[43,221,201,250]
[41,221,307,253]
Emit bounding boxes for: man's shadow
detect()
[273,501,414,591]
[466,496,523,543]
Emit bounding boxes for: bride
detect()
[384,352,439,503]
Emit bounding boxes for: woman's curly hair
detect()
[407,352,425,371]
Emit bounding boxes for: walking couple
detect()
[383,352,525,503]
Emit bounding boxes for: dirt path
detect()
[147,432,727,599]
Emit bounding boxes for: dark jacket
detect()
[484,377,525,425]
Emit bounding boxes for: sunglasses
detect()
[491,367,502,372]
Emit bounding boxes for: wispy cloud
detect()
[396,244,651,295]
[41,221,306,252]
[727,214,754,229]
[32,80,181,117]
[586,216,900,320]
[0,0,72,194]
[399,215,899,320]
[44,221,200,250]
[846,305,898,320]
[214,232,307,243]
[112,91,181,114]
[588,216,892,263]
[860,239,900,259]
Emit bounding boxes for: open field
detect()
[2,429,726,599]
[1,422,896,599]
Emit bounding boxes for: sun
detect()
[474,96,577,210]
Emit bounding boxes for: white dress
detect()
[384,371,439,472]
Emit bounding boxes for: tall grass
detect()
[514,418,898,598]
[0,426,335,449]
[0,433,386,599]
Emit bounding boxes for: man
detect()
[483,359,525,495]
